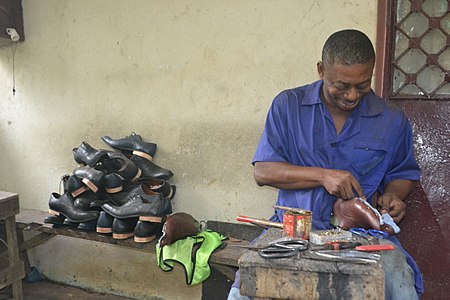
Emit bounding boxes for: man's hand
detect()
[322,169,365,200]
[377,193,406,223]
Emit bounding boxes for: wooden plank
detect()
[0,192,19,219]
[0,261,25,290]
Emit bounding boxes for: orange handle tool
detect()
[355,244,395,251]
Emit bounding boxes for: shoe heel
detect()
[132,150,153,161]
[139,216,162,223]
[132,168,142,181]
[112,232,134,239]
[96,227,113,234]
[71,186,88,197]
[105,186,123,194]
[81,178,99,193]
[48,209,60,216]
[134,235,156,243]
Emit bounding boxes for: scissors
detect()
[258,239,309,259]
[350,228,388,240]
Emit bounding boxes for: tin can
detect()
[283,210,312,240]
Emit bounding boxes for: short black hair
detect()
[322,29,375,66]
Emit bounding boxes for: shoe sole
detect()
[134,235,156,243]
[112,232,134,239]
[139,216,162,222]
[134,150,153,161]
[96,227,112,234]
[81,178,99,193]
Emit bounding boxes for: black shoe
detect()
[73,166,105,193]
[61,174,88,197]
[130,155,173,181]
[104,173,123,193]
[78,218,98,231]
[101,151,141,181]
[63,218,79,227]
[142,180,176,200]
[112,217,139,239]
[44,214,65,225]
[73,141,109,167]
[102,133,157,161]
[102,187,171,222]
[96,211,114,234]
[73,190,98,210]
[134,221,162,243]
[48,192,99,223]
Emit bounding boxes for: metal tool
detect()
[312,249,381,264]
[236,215,283,229]
[310,241,362,251]
[350,228,388,240]
[258,239,309,259]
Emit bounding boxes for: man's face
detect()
[317,61,374,112]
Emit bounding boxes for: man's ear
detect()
[317,61,325,79]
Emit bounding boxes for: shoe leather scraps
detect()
[156,230,227,285]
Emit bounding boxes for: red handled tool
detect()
[355,244,395,251]
[236,216,283,229]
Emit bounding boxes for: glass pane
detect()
[421,29,446,54]
[438,48,450,70]
[397,49,427,73]
[395,30,409,58]
[398,84,424,96]
[400,12,429,37]
[435,83,450,96]
[416,65,444,94]
[397,0,411,22]
[422,0,448,17]
[441,14,450,34]
[393,68,406,93]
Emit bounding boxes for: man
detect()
[228,29,422,299]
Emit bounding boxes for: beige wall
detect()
[0,0,377,223]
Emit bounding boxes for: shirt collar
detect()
[303,80,384,117]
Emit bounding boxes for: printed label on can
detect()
[283,210,312,240]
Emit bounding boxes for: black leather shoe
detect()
[104,173,123,193]
[96,211,114,234]
[48,192,99,223]
[73,191,98,210]
[44,214,65,225]
[73,141,109,167]
[143,180,176,200]
[130,155,173,181]
[102,187,172,222]
[62,174,88,197]
[134,221,162,243]
[101,151,141,181]
[104,185,142,206]
[112,217,139,239]
[78,218,98,231]
[102,133,157,161]
[73,166,105,193]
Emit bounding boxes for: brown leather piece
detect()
[333,197,381,230]
[158,212,200,247]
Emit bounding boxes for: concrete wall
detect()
[1,1,377,298]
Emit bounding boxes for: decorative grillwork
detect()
[391,0,449,99]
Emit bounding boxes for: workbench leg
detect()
[6,216,24,300]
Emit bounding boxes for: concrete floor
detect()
[1,280,132,300]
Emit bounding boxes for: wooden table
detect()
[0,191,25,300]
[239,228,384,300]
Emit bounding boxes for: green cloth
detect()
[156,230,227,285]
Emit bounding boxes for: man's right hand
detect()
[322,169,365,200]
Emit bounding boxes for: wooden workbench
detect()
[239,228,384,300]
[0,191,25,300]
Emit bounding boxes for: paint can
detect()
[283,210,312,240]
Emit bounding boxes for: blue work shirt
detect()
[253,80,421,228]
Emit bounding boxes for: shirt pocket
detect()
[350,140,388,176]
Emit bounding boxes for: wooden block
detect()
[0,192,19,220]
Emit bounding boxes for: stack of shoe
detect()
[46,133,176,243]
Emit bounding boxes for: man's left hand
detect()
[377,193,406,223]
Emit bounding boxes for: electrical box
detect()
[0,0,24,47]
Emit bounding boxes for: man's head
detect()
[318,29,375,113]
[322,29,375,67]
